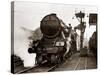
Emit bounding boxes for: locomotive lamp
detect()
[55,41,65,46]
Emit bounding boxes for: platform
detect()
[54,52,97,71]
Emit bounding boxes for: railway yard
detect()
[13,52,97,74]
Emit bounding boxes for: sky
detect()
[13,1,97,67]
[14,1,97,39]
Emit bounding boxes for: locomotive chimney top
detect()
[50,13,57,16]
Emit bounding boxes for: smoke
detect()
[14,26,36,67]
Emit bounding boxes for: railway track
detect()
[74,56,87,70]
[14,53,96,73]
[15,65,39,74]
[13,54,65,74]
[14,53,68,74]
[54,52,97,72]
[74,57,81,70]
[15,63,58,74]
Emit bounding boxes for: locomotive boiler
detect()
[28,13,77,64]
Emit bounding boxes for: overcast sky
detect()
[14,1,97,39]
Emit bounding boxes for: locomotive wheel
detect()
[57,55,61,64]
[51,54,61,64]
[51,54,57,64]
[36,54,42,65]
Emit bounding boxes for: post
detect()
[75,11,86,55]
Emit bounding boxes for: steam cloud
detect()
[14,26,36,67]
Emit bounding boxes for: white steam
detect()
[14,26,36,67]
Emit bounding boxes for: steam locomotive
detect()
[28,14,77,64]
[89,31,97,58]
